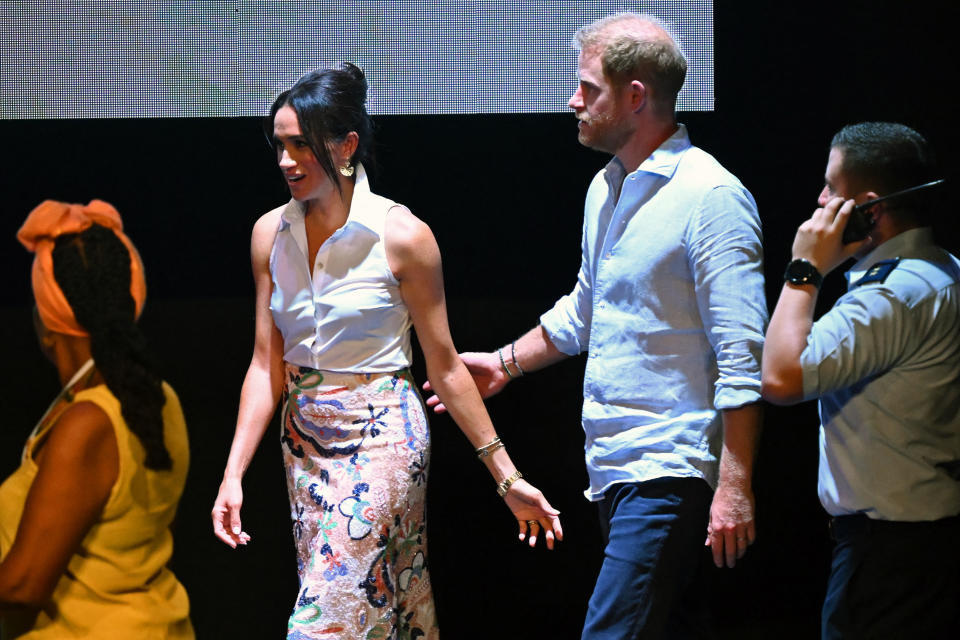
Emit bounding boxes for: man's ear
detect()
[629,80,647,113]
[859,191,882,223]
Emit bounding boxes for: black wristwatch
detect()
[783,259,823,289]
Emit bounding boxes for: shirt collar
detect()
[602,123,691,188]
[278,163,379,237]
[845,227,934,288]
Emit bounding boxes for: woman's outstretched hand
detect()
[503,478,563,550]
[212,477,252,548]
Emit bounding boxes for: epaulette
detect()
[851,257,900,288]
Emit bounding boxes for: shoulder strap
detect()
[851,257,900,289]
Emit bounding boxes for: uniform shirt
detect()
[540,124,767,501]
[269,164,413,373]
[801,227,960,521]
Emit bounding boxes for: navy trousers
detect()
[581,477,714,640]
[822,513,960,639]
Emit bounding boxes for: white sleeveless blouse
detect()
[268,165,413,372]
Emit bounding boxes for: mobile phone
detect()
[841,179,945,244]
[841,202,876,244]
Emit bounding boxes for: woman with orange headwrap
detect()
[0,200,194,639]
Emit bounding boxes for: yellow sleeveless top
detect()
[0,383,194,639]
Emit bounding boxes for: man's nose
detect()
[817,186,830,208]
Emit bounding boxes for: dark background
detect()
[2,2,958,638]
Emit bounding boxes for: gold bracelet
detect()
[477,440,504,459]
[475,436,502,458]
[496,470,523,497]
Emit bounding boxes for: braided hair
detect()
[51,223,171,470]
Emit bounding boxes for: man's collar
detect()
[845,227,933,287]
[278,163,379,236]
[604,123,691,182]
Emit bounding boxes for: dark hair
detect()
[831,122,938,221]
[265,62,376,195]
[52,224,171,471]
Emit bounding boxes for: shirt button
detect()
[605,252,612,259]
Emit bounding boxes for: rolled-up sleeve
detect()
[687,185,768,409]
[541,219,593,356]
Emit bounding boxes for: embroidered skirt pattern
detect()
[281,364,438,640]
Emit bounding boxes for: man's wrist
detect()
[783,258,823,289]
[716,472,752,490]
[497,347,518,380]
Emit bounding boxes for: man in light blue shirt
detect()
[763,122,960,639]
[426,13,766,638]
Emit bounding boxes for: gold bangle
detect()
[475,436,502,458]
[497,470,523,497]
[477,440,504,459]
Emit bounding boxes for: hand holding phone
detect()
[841,179,944,244]
[841,202,876,244]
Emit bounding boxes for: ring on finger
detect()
[526,520,538,527]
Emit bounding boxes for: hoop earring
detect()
[339,163,355,177]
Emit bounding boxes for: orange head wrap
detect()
[17,199,147,337]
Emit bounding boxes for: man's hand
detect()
[705,481,756,568]
[791,197,872,276]
[422,351,510,413]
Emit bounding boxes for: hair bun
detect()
[272,61,377,179]
[339,62,369,102]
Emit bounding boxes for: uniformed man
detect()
[762,121,960,639]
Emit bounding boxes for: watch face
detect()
[784,259,822,287]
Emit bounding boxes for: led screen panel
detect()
[1,1,713,118]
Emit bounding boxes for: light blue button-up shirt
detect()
[801,227,960,521]
[540,125,767,501]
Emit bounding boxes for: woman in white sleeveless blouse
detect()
[211,64,562,640]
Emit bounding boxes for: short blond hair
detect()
[573,13,687,116]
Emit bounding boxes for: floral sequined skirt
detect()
[281,364,438,640]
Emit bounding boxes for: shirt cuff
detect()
[714,383,762,410]
[539,306,583,356]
